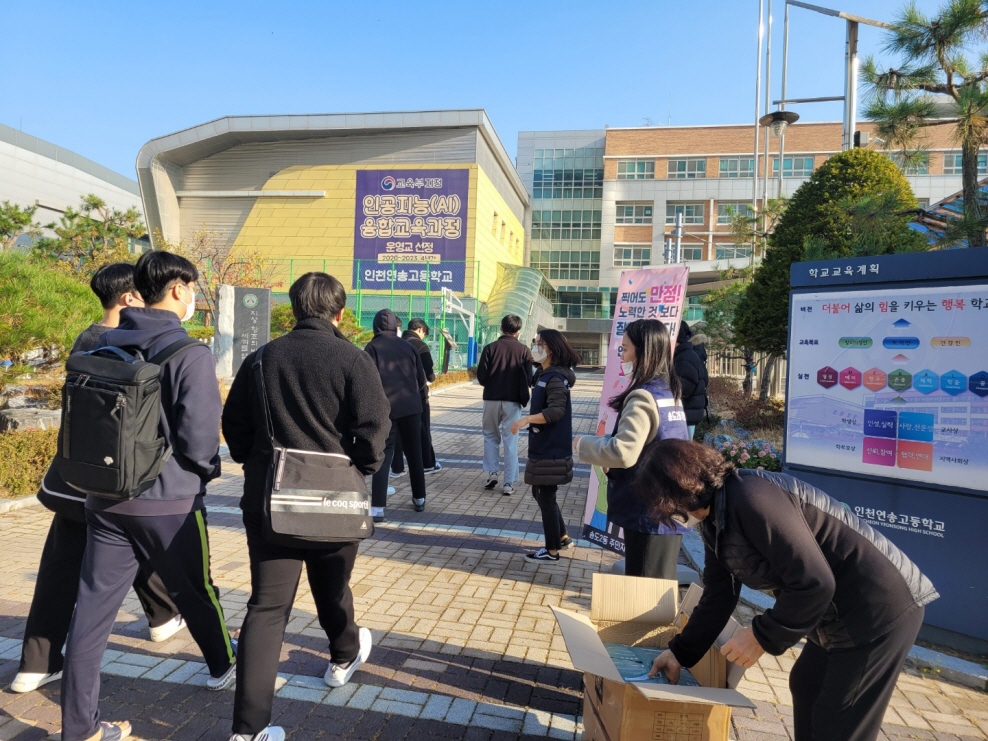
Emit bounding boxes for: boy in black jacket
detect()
[12,264,183,696]
[392,318,440,474]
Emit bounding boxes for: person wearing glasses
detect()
[511,330,582,562]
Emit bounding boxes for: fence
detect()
[707,348,788,398]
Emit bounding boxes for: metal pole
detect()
[763,0,774,212]
[674,212,683,264]
[844,20,859,151]
[779,1,791,199]
[753,0,765,212]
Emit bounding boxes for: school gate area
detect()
[1,377,986,740]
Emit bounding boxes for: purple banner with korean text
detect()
[353,169,470,291]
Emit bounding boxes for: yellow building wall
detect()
[228,163,525,303]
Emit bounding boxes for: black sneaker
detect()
[413,498,426,512]
[525,548,560,562]
[373,515,386,523]
[560,536,575,550]
[424,462,443,475]
[484,473,499,490]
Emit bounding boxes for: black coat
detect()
[222,318,391,513]
[477,335,534,405]
[668,470,938,667]
[364,310,428,419]
[524,366,576,486]
[674,339,708,426]
[402,330,436,383]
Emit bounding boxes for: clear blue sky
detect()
[1,0,948,178]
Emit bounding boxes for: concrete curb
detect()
[680,529,988,691]
[0,494,43,515]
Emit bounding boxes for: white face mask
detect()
[531,346,547,363]
[178,284,196,323]
[621,360,634,376]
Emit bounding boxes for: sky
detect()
[0,0,951,179]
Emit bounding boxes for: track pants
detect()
[61,508,234,741]
[623,531,682,581]
[789,605,924,741]
[391,399,436,472]
[19,513,179,675]
[371,413,426,511]
[233,512,360,735]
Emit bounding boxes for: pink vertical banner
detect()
[581,265,690,553]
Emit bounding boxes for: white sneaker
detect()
[502,483,514,496]
[389,470,406,479]
[484,473,499,490]
[149,615,186,643]
[387,486,396,496]
[325,627,372,688]
[229,728,285,741]
[10,670,61,693]
[206,661,236,691]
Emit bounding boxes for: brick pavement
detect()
[0,376,985,740]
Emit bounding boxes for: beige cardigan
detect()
[578,389,661,469]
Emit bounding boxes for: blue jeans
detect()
[688,424,696,439]
[482,400,522,484]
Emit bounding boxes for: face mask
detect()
[531,346,547,363]
[178,284,196,323]
[621,360,634,376]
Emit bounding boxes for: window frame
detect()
[615,202,654,225]
[665,202,706,225]
[616,159,656,180]
[716,202,755,225]
[612,244,653,268]
[666,158,707,179]
[718,157,755,178]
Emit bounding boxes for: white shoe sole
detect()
[10,671,62,693]
[325,627,372,688]
[149,616,186,643]
[206,663,236,691]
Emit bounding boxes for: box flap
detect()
[590,573,678,625]
[550,605,624,683]
[630,682,756,709]
[677,583,747,690]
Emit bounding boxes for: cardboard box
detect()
[550,574,755,741]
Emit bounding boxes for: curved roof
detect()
[136,109,527,204]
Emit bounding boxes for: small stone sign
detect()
[214,285,271,378]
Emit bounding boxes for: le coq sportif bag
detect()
[252,346,373,546]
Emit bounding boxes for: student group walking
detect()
[11,253,938,741]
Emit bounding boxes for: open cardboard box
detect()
[550,574,755,741]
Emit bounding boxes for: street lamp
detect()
[760,110,800,198]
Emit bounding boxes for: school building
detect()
[137,110,543,362]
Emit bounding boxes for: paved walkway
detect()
[1,376,986,740]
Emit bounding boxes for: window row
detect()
[612,201,756,226]
[609,155,818,179]
[612,243,751,265]
[533,169,604,185]
[532,187,604,199]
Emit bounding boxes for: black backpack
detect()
[55,338,200,501]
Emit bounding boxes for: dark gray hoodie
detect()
[91,307,222,516]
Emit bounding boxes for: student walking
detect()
[674,322,708,439]
[12,264,184,696]
[391,318,441,475]
[511,330,581,562]
[477,315,534,496]
[59,252,235,741]
[641,440,937,741]
[574,319,690,579]
[365,309,429,520]
[222,272,390,741]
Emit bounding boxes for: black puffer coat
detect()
[674,330,707,426]
[524,366,576,486]
[668,469,938,667]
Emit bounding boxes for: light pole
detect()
[760,110,801,198]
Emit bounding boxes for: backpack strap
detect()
[251,345,275,442]
[148,337,202,367]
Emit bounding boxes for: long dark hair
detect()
[537,329,581,368]
[634,439,735,528]
[609,319,682,412]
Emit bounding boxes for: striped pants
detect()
[61,507,234,741]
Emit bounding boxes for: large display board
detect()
[787,284,988,497]
[581,266,690,553]
[353,168,469,292]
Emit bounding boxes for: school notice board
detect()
[786,284,988,497]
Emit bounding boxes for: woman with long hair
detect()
[573,319,690,578]
[637,439,937,741]
[511,330,581,562]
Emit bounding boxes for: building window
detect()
[532,145,605,199]
[685,295,705,322]
[715,245,752,260]
[613,245,652,267]
[666,203,705,225]
[917,198,930,209]
[681,246,703,261]
[500,221,506,243]
[491,212,498,235]
[531,209,602,240]
[616,202,653,224]
[719,158,754,178]
[667,158,706,179]
[617,159,655,179]
[772,156,815,178]
[943,152,988,175]
[717,202,755,225]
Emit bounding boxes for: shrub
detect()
[706,376,746,414]
[717,438,783,472]
[270,303,295,339]
[431,370,475,390]
[693,411,723,442]
[0,428,58,499]
[185,326,214,342]
[731,397,785,432]
[0,253,99,362]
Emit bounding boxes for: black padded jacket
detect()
[668,469,938,667]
